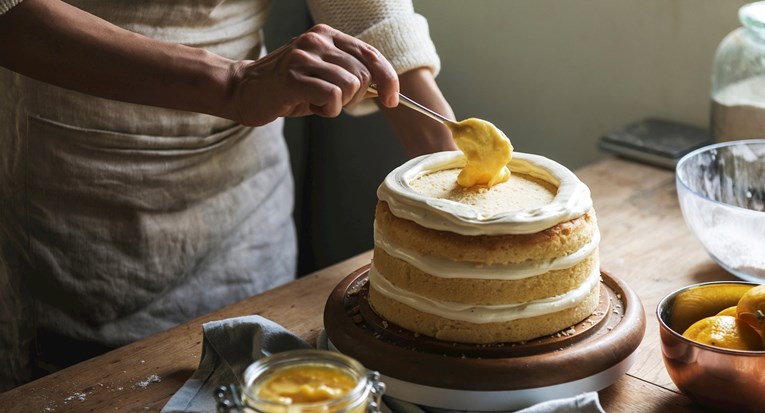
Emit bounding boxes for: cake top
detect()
[410,168,555,217]
[377,151,593,235]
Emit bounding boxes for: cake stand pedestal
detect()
[324,264,645,411]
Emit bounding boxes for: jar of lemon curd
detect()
[215,350,385,413]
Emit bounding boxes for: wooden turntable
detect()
[324,264,645,411]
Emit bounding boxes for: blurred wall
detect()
[415,0,748,168]
[265,0,749,275]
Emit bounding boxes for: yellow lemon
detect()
[736,284,765,332]
[670,284,754,333]
[682,315,763,351]
[717,306,738,317]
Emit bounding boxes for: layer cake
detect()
[369,151,600,344]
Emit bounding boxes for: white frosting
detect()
[374,222,600,280]
[369,264,601,324]
[377,151,593,235]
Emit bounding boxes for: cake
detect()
[368,151,600,344]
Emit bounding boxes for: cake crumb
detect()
[134,374,161,389]
[381,320,389,328]
[64,392,87,403]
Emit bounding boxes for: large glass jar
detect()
[215,349,385,413]
[711,1,765,141]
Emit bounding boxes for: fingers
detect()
[244,24,400,124]
[279,48,357,118]
[298,74,344,117]
[292,25,399,109]
[320,25,399,108]
[301,51,365,108]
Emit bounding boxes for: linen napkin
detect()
[163,316,605,413]
[162,315,310,413]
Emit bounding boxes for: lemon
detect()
[670,284,754,334]
[682,315,763,351]
[736,284,765,333]
[716,306,738,317]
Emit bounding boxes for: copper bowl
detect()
[657,281,765,412]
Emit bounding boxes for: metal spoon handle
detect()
[367,85,457,127]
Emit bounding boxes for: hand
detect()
[226,24,400,127]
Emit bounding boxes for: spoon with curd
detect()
[367,85,513,188]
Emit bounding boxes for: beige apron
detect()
[0,0,295,385]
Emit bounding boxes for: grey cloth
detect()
[514,393,604,413]
[381,393,604,413]
[164,318,605,413]
[162,315,310,413]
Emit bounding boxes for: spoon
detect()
[367,85,459,128]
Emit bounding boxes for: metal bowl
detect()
[675,140,765,282]
[657,281,765,412]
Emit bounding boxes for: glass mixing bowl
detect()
[676,140,765,282]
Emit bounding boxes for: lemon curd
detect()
[446,118,513,188]
[242,350,384,413]
[256,365,356,404]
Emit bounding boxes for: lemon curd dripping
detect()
[256,364,357,405]
[447,118,513,188]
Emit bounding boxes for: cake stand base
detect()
[324,265,645,411]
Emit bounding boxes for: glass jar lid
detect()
[740,1,765,33]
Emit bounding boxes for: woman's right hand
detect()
[225,24,401,127]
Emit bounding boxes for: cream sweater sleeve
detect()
[307,0,441,115]
[0,0,23,15]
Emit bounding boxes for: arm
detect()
[0,0,400,126]
[377,68,458,157]
[307,0,457,157]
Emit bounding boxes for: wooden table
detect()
[0,157,734,412]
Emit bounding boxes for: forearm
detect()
[378,68,457,157]
[0,0,237,119]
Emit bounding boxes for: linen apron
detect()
[0,0,296,384]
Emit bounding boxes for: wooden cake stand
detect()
[324,264,646,411]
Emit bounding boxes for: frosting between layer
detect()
[374,221,600,280]
[377,151,593,235]
[369,264,601,324]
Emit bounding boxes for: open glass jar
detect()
[215,349,385,413]
[711,1,765,141]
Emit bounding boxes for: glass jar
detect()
[215,349,385,413]
[711,1,765,141]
